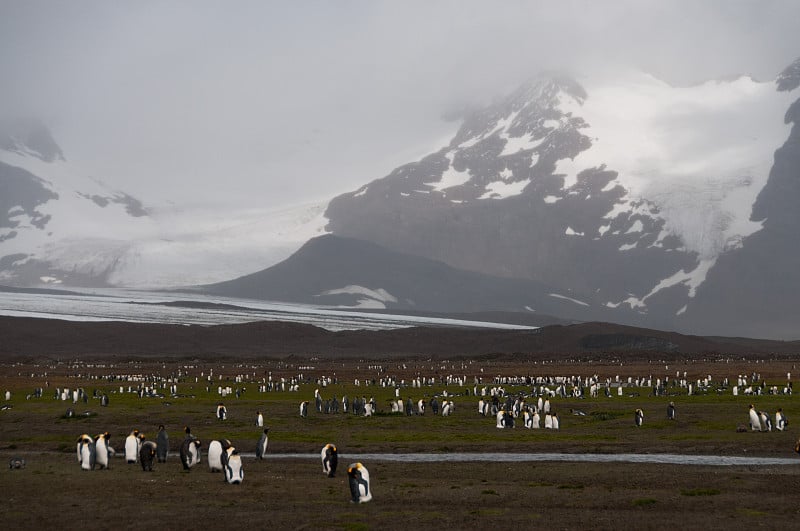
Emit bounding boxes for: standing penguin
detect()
[208,439,231,472]
[94,432,110,470]
[256,428,269,460]
[347,462,372,503]
[156,425,169,463]
[140,441,157,471]
[441,401,452,417]
[321,443,338,477]
[77,434,95,471]
[300,401,308,418]
[776,408,788,431]
[634,409,644,427]
[256,411,264,427]
[495,409,505,428]
[216,403,227,421]
[224,449,244,485]
[667,402,676,420]
[180,427,201,470]
[124,430,141,464]
[430,397,439,415]
[759,411,772,432]
[749,404,762,431]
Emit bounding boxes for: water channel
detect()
[249,452,800,466]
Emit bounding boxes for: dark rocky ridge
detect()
[1,315,797,362]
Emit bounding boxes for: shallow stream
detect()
[251,452,800,466]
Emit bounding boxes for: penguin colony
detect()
[10,363,791,506]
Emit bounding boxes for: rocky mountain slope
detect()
[319,59,800,338]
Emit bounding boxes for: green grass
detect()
[633,498,658,506]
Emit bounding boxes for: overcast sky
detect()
[2,0,799,209]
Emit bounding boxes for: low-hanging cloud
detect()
[1,0,799,209]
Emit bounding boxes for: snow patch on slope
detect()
[480,179,530,199]
[317,285,399,309]
[607,258,718,312]
[427,152,471,191]
[555,72,796,261]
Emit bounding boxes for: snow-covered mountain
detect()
[4,57,800,339]
[322,58,800,338]
[0,118,327,287]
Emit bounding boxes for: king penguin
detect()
[156,425,169,463]
[77,433,95,471]
[759,411,772,432]
[667,402,676,420]
[208,439,231,472]
[776,408,787,431]
[495,409,505,428]
[224,449,244,485]
[347,462,372,503]
[300,401,308,417]
[749,404,762,432]
[140,441,157,471]
[94,432,110,470]
[124,429,141,464]
[256,428,269,460]
[321,443,338,477]
[180,427,201,470]
[256,411,264,427]
[635,408,644,427]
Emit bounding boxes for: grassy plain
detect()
[1,357,799,529]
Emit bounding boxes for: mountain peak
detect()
[451,74,586,149]
[0,117,65,163]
